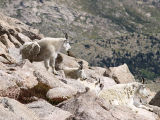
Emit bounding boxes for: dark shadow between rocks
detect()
[149,90,160,107]
[18,82,51,104]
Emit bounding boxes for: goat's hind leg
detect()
[50,54,58,75]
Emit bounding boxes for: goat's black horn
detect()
[141,77,145,84]
[65,33,68,39]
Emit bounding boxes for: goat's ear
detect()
[64,33,68,39]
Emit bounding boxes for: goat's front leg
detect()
[44,59,49,71]
[50,54,58,75]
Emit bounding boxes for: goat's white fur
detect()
[60,61,86,80]
[62,66,87,80]
[20,36,71,74]
[99,82,153,111]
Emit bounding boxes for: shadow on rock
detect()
[149,90,160,107]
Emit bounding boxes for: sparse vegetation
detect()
[18,82,51,104]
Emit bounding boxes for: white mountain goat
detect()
[99,82,153,111]
[62,61,87,80]
[20,33,71,74]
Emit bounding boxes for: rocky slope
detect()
[0,0,160,80]
[0,13,160,120]
[0,0,160,79]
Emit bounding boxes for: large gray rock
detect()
[46,85,77,102]
[88,67,107,76]
[109,63,135,83]
[0,97,39,120]
[58,78,88,93]
[0,70,18,91]
[0,70,20,99]
[9,35,21,48]
[33,62,65,88]
[56,53,89,70]
[16,33,31,44]
[0,60,39,99]
[27,99,73,120]
[0,41,8,54]
[57,91,114,120]
[11,61,38,89]
[8,47,22,63]
[82,67,116,91]
[0,59,38,90]
[0,34,15,48]
[56,53,80,70]
[100,76,117,90]
[58,91,158,120]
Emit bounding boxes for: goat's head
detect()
[63,33,71,51]
[134,83,150,104]
[137,84,150,98]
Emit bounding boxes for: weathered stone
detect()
[27,99,73,120]
[58,91,158,120]
[8,47,22,63]
[9,34,21,48]
[100,76,116,90]
[21,28,43,40]
[46,86,77,102]
[76,58,89,69]
[83,68,116,88]
[0,53,16,64]
[88,67,106,76]
[16,33,31,44]
[110,105,158,120]
[11,61,38,89]
[0,34,15,48]
[0,62,7,70]
[109,63,135,83]
[56,53,89,70]
[33,62,65,88]
[0,41,8,54]
[0,97,39,120]
[0,56,8,63]
[57,91,113,120]
[58,78,87,93]
[56,53,80,70]
[0,70,17,91]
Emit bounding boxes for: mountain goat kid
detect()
[99,82,153,111]
[62,61,87,80]
[20,33,71,74]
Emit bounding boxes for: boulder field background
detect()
[0,13,160,120]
